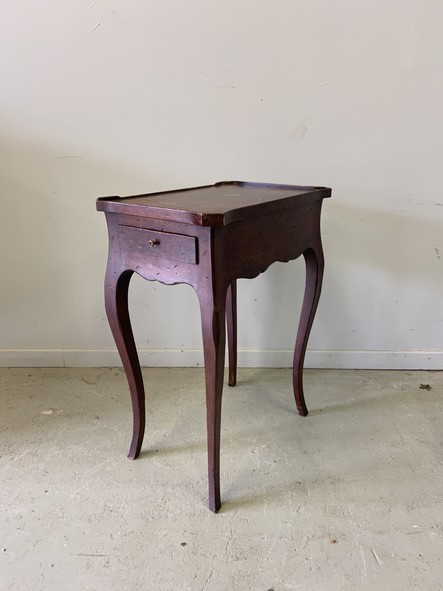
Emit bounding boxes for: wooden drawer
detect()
[119,224,197,264]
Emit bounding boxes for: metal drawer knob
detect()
[148,239,160,247]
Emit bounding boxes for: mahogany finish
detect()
[97,181,331,512]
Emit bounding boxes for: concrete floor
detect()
[0,368,442,590]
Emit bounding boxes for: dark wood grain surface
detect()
[97,181,331,225]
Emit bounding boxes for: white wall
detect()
[1,0,442,369]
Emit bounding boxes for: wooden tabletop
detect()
[96,181,331,226]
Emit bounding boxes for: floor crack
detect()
[201,568,214,591]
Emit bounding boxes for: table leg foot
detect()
[105,267,146,459]
[209,494,221,514]
[293,245,324,416]
[128,434,143,460]
[226,280,237,387]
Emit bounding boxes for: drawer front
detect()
[119,224,197,264]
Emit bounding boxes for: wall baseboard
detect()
[0,349,442,369]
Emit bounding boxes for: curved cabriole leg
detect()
[226,280,237,387]
[105,267,145,459]
[198,284,228,513]
[293,245,324,416]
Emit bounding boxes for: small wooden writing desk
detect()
[97,181,331,512]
